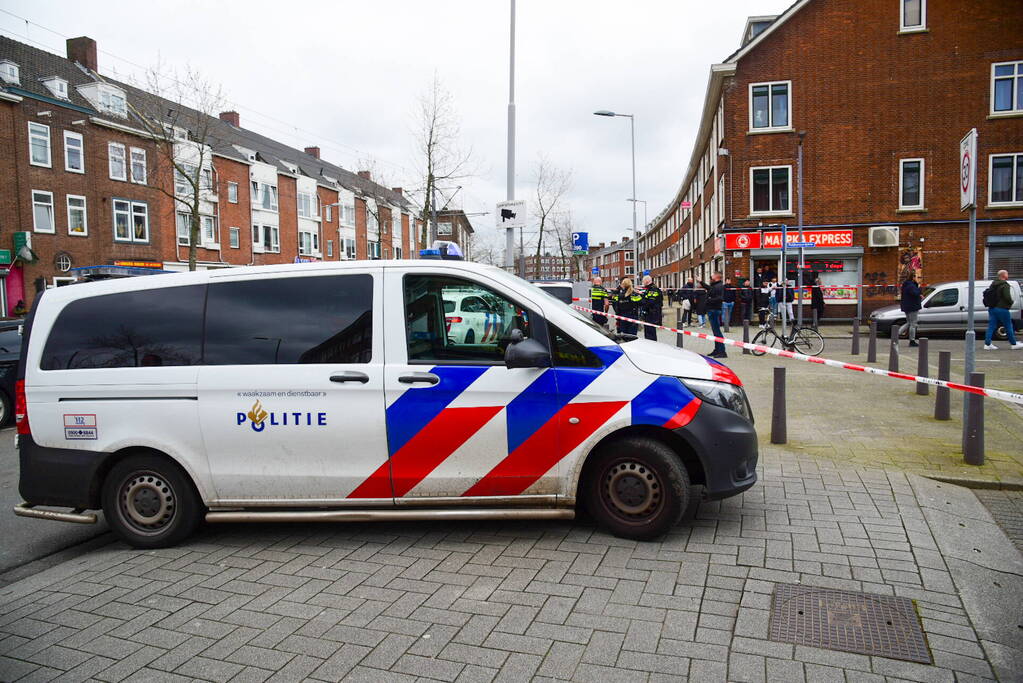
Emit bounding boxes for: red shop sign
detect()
[724,232,761,250]
[761,229,854,248]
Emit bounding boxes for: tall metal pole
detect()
[504,0,516,271]
[796,133,805,330]
[965,205,977,378]
[780,224,788,331]
[630,115,638,277]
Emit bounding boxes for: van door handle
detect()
[330,371,369,384]
[398,372,440,385]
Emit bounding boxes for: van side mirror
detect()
[505,330,551,369]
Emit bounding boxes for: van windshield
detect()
[521,280,620,342]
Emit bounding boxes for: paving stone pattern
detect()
[975,490,1023,552]
[0,460,1010,682]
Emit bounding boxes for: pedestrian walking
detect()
[899,272,923,347]
[640,275,663,341]
[680,279,695,326]
[722,278,736,327]
[589,276,609,326]
[810,278,825,329]
[611,278,643,336]
[983,269,1023,350]
[704,272,727,358]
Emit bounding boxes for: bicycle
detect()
[750,308,825,356]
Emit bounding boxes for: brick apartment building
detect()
[639,0,1023,319]
[0,35,422,312]
[582,237,636,285]
[434,209,475,259]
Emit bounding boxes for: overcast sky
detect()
[1,1,792,251]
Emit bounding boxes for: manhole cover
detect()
[768,584,931,663]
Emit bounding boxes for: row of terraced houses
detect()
[636,0,1023,319]
[0,35,424,314]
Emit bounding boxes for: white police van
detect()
[15,260,757,548]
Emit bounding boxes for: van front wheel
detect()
[101,454,202,549]
[583,436,690,541]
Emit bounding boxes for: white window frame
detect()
[326,239,334,257]
[228,181,238,204]
[899,0,926,33]
[252,224,281,253]
[898,158,925,210]
[991,61,1023,117]
[988,153,1023,207]
[341,203,356,226]
[63,130,84,173]
[66,194,88,236]
[176,212,191,246]
[253,182,279,211]
[298,228,320,256]
[749,165,793,216]
[32,190,55,233]
[114,199,149,243]
[748,81,792,133]
[129,147,147,184]
[324,204,332,222]
[28,122,51,168]
[108,142,127,181]
[229,226,240,249]
[202,215,219,248]
[344,238,357,260]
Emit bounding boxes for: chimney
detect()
[304,146,320,159]
[357,170,372,180]
[66,37,97,72]
[219,111,240,127]
[610,241,617,246]
[391,187,403,197]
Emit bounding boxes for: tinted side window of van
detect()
[41,285,205,370]
[204,274,372,364]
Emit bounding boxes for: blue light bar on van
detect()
[419,249,442,260]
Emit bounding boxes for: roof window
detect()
[0,60,19,85]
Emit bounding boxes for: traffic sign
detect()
[680,201,692,210]
[496,200,527,229]
[572,231,589,255]
[787,242,816,248]
[960,128,977,210]
[591,267,599,275]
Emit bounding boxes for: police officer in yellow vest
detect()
[640,274,663,341]
[611,278,643,336]
[590,276,609,326]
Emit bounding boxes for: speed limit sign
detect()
[960,128,977,210]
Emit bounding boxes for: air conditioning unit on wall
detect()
[869,225,900,247]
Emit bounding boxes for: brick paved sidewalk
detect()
[1,456,1019,682]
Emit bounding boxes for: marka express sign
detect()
[725,229,854,250]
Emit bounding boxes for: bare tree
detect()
[531,155,572,269]
[411,75,476,247]
[551,208,583,280]
[124,62,226,271]
[466,230,503,266]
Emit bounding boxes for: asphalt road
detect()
[0,427,109,577]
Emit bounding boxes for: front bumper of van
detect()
[674,402,758,500]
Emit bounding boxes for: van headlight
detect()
[681,378,753,423]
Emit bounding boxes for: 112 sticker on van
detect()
[64,414,98,440]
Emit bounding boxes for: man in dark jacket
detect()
[810,278,826,329]
[739,279,754,322]
[984,269,1022,350]
[722,278,736,328]
[640,275,664,341]
[899,273,923,347]
[704,273,727,358]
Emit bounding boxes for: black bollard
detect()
[771,367,787,445]
[867,321,877,363]
[916,338,929,396]
[963,372,985,466]
[935,350,951,420]
[676,309,684,348]
[851,319,860,355]
[888,326,899,373]
[743,320,751,355]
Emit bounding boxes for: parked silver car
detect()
[869,280,1023,339]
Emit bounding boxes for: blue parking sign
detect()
[572,232,589,255]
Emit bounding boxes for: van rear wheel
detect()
[101,454,202,549]
[583,436,690,541]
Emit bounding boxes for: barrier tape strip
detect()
[570,304,1023,406]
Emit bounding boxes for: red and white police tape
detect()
[570,304,1023,406]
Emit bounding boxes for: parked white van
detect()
[870,279,1023,339]
[15,261,757,548]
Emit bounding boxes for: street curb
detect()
[925,476,1023,492]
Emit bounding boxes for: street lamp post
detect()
[628,198,647,275]
[594,110,637,277]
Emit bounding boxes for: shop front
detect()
[725,228,863,320]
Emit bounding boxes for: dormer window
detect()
[0,60,19,85]
[42,77,69,100]
[99,86,127,116]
